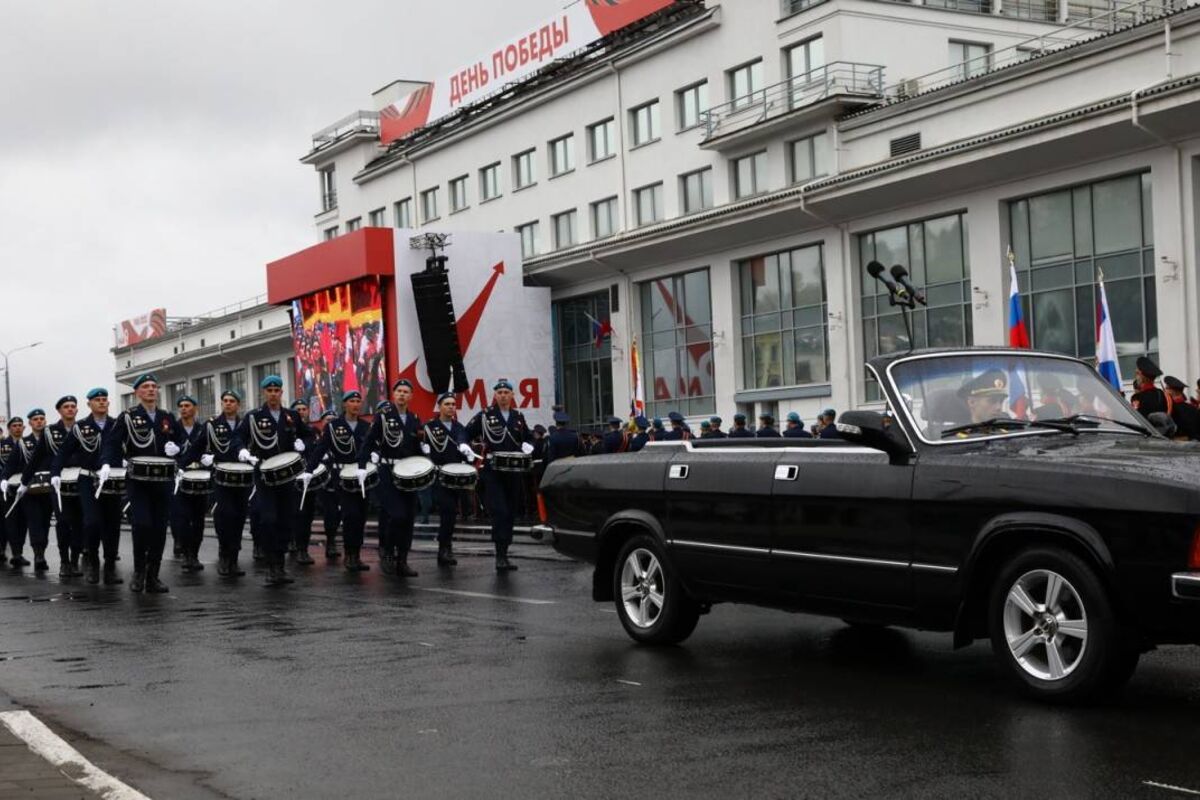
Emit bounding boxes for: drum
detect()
[128,456,177,483]
[179,469,212,496]
[437,462,478,491]
[27,471,52,495]
[391,457,435,492]
[260,452,304,487]
[59,467,82,497]
[491,451,532,473]
[339,463,378,492]
[102,467,127,496]
[298,462,329,491]
[213,462,254,488]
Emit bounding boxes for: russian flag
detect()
[1095,276,1123,391]
[585,313,613,349]
[1008,258,1031,418]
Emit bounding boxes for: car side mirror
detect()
[835,411,911,464]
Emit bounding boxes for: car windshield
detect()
[888,353,1148,442]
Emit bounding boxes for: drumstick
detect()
[299,479,309,510]
[122,501,130,515]
[94,477,106,499]
[54,483,63,513]
[4,491,23,518]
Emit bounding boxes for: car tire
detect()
[612,534,699,645]
[988,546,1136,703]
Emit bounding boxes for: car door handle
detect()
[774,465,799,481]
[668,465,689,480]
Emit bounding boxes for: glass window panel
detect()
[925,282,963,307]
[872,226,908,275]
[1104,278,1143,356]
[1143,249,1155,275]
[1141,172,1154,247]
[877,311,911,355]
[683,270,712,324]
[793,306,823,326]
[754,313,781,333]
[794,327,827,384]
[1074,260,1095,284]
[1095,252,1140,281]
[753,332,783,388]
[1010,199,1031,270]
[1030,263,1074,291]
[908,223,927,286]
[1075,285,1096,359]
[863,318,878,360]
[1092,175,1142,255]
[924,215,964,284]
[926,305,964,348]
[1145,274,1158,352]
[791,137,814,183]
[790,245,824,306]
[751,255,781,312]
[1029,191,1073,264]
[1072,186,1092,257]
[1031,289,1075,355]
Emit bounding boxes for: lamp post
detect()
[2,342,43,422]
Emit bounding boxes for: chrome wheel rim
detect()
[620,548,665,629]
[1003,569,1089,681]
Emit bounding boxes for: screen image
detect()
[291,278,388,416]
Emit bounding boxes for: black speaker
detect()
[411,256,469,394]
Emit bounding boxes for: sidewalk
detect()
[0,724,101,799]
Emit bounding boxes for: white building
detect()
[112,297,295,417]
[302,0,1199,429]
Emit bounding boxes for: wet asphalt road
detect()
[0,531,1197,800]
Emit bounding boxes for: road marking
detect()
[615,679,642,687]
[416,642,435,648]
[1145,781,1200,796]
[412,587,556,605]
[0,709,151,799]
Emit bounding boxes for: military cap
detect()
[342,390,362,402]
[320,410,337,421]
[634,415,649,429]
[533,424,547,435]
[667,411,684,423]
[607,416,622,426]
[709,416,722,426]
[27,408,45,419]
[652,417,664,429]
[132,373,158,389]
[958,370,1008,398]
[786,411,801,424]
[700,420,711,430]
[392,378,413,391]
[290,399,308,409]
[8,417,23,427]
[86,387,109,400]
[553,410,570,424]
[733,413,747,423]
[221,389,243,402]
[175,395,197,407]
[1136,356,1162,380]
[759,412,775,423]
[375,400,392,412]
[259,374,283,389]
[55,395,77,410]
[821,408,837,419]
[493,378,514,391]
[436,392,456,405]
[1164,375,1186,391]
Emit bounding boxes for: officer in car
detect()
[958,369,1010,425]
[628,417,651,452]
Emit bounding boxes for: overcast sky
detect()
[0,0,557,420]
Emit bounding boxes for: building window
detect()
[480,163,501,201]
[323,226,338,241]
[1009,173,1156,376]
[676,81,708,130]
[394,198,413,228]
[549,134,575,177]
[950,40,992,80]
[513,149,536,190]
[167,381,188,409]
[121,392,135,411]
[368,207,386,227]
[552,210,578,250]
[345,217,361,232]
[252,362,281,401]
[785,37,826,108]
[859,212,973,399]
[629,100,661,147]
[421,187,440,223]
[679,167,713,215]
[789,132,830,183]
[320,167,336,211]
[640,268,715,417]
[553,291,614,432]
[517,221,540,259]
[728,60,764,111]
[591,196,619,239]
[191,375,215,420]
[733,150,768,199]
[587,118,616,162]
[221,369,246,407]
[739,244,829,389]
[633,183,664,227]
[449,175,469,212]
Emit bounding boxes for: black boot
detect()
[325,536,341,560]
[252,543,266,563]
[191,549,205,572]
[277,557,295,584]
[130,568,146,593]
[229,553,246,577]
[396,557,418,578]
[145,562,169,593]
[295,544,314,566]
[437,546,458,566]
[33,549,49,572]
[173,539,183,558]
[495,544,517,572]
[103,559,123,585]
[380,552,396,576]
[70,553,84,577]
[217,554,231,577]
[10,553,29,568]
[59,556,73,579]
[85,552,100,584]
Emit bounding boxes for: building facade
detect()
[112,297,295,417]
[300,0,1198,430]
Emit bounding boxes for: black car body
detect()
[537,348,1200,701]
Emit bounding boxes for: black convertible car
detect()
[536,348,1200,702]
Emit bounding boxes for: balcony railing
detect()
[699,62,885,142]
[310,110,379,150]
[783,0,1183,25]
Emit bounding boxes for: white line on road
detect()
[1145,781,1200,796]
[0,709,151,800]
[615,680,642,687]
[412,587,556,605]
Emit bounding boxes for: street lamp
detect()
[2,342,43,422]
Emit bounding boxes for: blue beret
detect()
[320,410,337,420]
[700,420,711,429]
[733,413,747,423]
[27,408,45,419]
[392,379,413,392]
[176,395,197,407]
[607,416,622,426]
[652,417,663,428]
[634,415,648,429]
[342,390,362,402]
[8,417,23,426]
[259,374,283,389]
[290,399,307,409]
[787,412,801,423]
[436,392,456,405]
[493,378,514,391]
[822,408,837,418]
[55,395,77,410]
[222,389,243,402]
[667,411,684,422]
[759,412,775,422]
[709,416,722,425]
[86,387,109,400]
[132,373,158,389]
[553,410,570,424]
[375,400,392,412]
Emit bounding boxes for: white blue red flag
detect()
[1095,273,1123,391]
[1007,253,1031,418]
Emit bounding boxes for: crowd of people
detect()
[1126,356,1200,440]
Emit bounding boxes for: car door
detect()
[663,445,782,602]
[770,442,915,608]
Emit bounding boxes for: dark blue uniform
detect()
[783,426,813,439]
[422,417,469,556]
[358,406,421,570]
[312,414,370,565]
[756,426,782,438]
[601,428,628,453]
[465,404,533,566]
[102,405,186,584]
[727,426,755,439]
[291,418,320,561]
[2,435,28,564]
[627,431,650,452]
[546,427,582,462]
[51,415,122,582]
[818,425,841,440]
[660,427,690,441]
[197,414,248,571]
[26,421,82,571]
[169,420,209,568]
[5,434,51,565]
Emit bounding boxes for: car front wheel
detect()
[612,534,699,645]
[988,546,1138,703]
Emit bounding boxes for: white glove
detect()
[299,472,313,485]
[15,484,27,500]
[521,442,534,455]
[200,453,214,468]
[420,443,431,455]
[164,441,180,457]
[1,482,8,501]
[355,467,368,486]
[99,463,111,483]
[238,448,259,466]
[458,443,475,459]
[51,476,61,492]
[370,451,380,464]
[122,459,129,469]
[293,439,306,453]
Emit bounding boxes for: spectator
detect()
[818,408,841,439]
[709,416,726,438]
[1164,376,1200,440]
[783,411,812,439]
[1131,356,1170,419]
[727,413,754,439]
[756,413,781,438]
